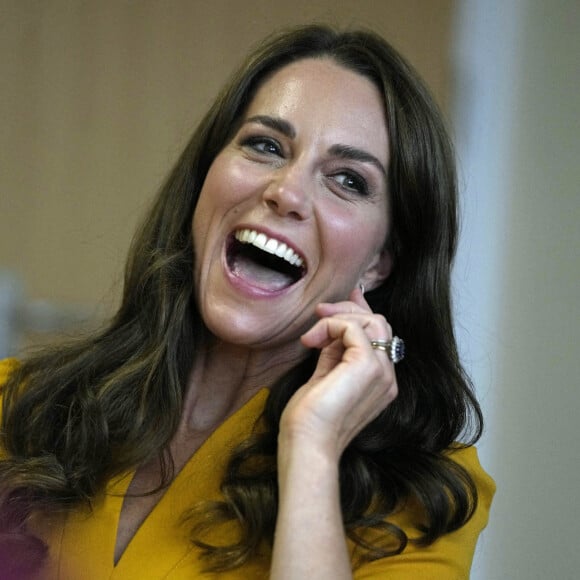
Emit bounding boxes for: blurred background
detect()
[1,1,579,578]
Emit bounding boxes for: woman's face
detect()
[193,57,391,350]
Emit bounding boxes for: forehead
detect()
[244,58,389,163]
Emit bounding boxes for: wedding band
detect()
[370,337,405,363]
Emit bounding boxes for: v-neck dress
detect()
[0,358,495,579]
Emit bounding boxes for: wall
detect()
[453,1,580,578]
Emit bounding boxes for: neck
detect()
[179,336,308,433]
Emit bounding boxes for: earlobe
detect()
[360,249,392,292]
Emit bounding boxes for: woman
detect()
[0,25,494,579]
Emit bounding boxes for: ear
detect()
[359,248,392,291]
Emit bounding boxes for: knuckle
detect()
[367,358,384,381]
[372,313,391,333]
[374,313,388,325]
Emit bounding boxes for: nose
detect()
[263,163,311,220]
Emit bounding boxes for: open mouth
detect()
[226,228,307,291]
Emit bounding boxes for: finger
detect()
[301,312,375,380]
[312,313,392,352]
[316,292,372,318]
[301,316,397,400]
[300,316,399,415]
[301,314,360,350]
[349,287,369,309]
[301,313,389,356]
[307,337,347,380]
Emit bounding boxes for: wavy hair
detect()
[1,25,482,573]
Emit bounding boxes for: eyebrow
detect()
[328,144,388,181]
[245,115,296,139]
[244,115,387,180]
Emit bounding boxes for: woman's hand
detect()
[280,287,399,459]
[271,288,399,579]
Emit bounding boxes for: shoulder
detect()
[396,444,495,539]
[0,357,20,387]
[353,445,495,580]
[0,357,21,411]
[1,358,21,457]
[0,357,21,431]
[446,445,496,513]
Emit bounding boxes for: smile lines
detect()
[234,229,305,268]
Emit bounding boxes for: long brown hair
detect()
[1,25,482,573]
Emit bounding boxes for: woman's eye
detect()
[242,137,282,156]
[332,171,369,196]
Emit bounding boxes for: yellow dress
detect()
[0,358,495,579]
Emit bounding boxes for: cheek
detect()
[195,161,263,232]
[191,200,210,260]
[191,159,234,241]
[192,156,264,266]
[322,205,388,270]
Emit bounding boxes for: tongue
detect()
[231,254,295,291]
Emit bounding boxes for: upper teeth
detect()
[234,229,304,268]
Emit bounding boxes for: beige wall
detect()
[0,0,454,326]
